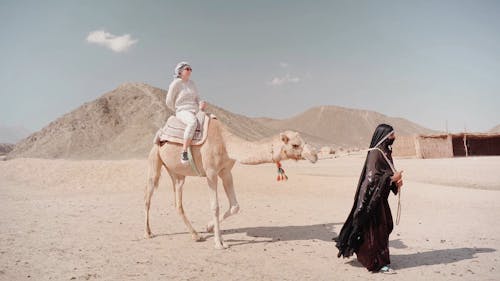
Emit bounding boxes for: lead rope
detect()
[270,143,288,182]
[396,189,401,225]
[370,147,402,225]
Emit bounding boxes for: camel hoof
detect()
[192,233,204,242]
[230,205,240,215]
[214,242,229,250]
[144,232,153,239]
[206,223,214,233]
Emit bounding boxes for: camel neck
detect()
[225,136,279,165]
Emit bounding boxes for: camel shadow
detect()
[223,223,341,246]
[347,247,495,270]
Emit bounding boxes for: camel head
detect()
[274,131,318,163]
[302,143,318,163]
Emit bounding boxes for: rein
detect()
[369,147,402,225]
[276,161,288,181]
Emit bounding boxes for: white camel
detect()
[144,117,318,249]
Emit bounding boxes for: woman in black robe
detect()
[336,124,404,274]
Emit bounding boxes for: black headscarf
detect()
[369,123,394,151]
[336,124,395,258]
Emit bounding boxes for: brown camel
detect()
[144,118,318,249]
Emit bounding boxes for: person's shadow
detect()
[222,222,341,247]
[392,247,496,269]
[347,245,495,269]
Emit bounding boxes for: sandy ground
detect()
[1,156,499,280]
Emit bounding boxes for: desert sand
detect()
[1,156,499,280]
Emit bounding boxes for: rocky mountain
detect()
[8,83,438,159]
[254,106,438,147]
[7,83,279,159]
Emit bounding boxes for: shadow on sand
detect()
[392,247,496,269]
[347,247,496,270]
[143,223,341,245]
[222,222,341,247]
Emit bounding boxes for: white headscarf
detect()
[174,61,191,78]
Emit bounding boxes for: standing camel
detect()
[144,117,317,249]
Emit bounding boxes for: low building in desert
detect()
[393,133,500,159]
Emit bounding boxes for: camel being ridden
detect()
[144,116,318,249]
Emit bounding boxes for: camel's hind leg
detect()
[207,166,239,233]
[205,170,227,249]
[144,145,162,239]
[168,172,202,242]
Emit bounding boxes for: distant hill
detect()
[490,124,500,133]
[0,143,15,155]
[7,83,280,159]
[8,83,439,159]
[0,125,30,144]
[254,105,438,147]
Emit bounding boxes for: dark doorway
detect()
[452,135,500,156]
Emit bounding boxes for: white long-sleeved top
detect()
[166,78,200,113]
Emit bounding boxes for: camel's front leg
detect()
[207,168,239,233]
[171,173,202,242]
[206,171,227,249]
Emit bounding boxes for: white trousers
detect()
[176,110,198,141]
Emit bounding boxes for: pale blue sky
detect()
[1,0,499,133]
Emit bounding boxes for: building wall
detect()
[417,135,454,159]
[400,133,500,159]
[392,135,417,157]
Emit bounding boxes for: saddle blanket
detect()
[154,111,212,145]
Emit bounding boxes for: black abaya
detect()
[336,124,399,272]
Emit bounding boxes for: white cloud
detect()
[279,62,289,68]
[86,30,138,53]
[269,73,301,86]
